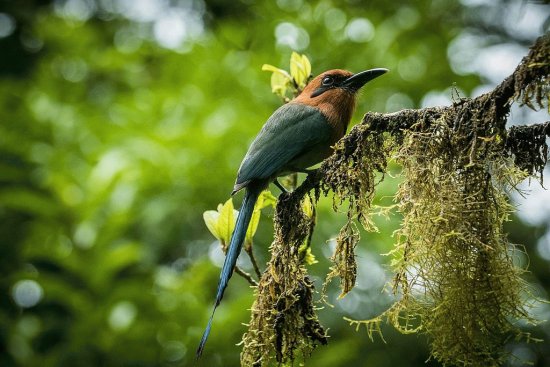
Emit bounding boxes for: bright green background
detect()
[1,1,549,366]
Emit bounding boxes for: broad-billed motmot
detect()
[197,67,388,358]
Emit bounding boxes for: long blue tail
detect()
[196,187,261,359]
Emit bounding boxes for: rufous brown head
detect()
[293,68,388,139]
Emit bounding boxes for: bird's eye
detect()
[322,76,334,86]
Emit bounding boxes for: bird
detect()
[196,67,388,359]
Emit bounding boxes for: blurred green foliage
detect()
[0,1,548,366]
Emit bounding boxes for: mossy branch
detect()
[241,33,549,366]
[293,33,549,200]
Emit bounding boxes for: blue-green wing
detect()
[234,103,332,191]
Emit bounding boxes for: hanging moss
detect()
[388,117,534,366]
[240,193,327,366]
[506,121,549,180]
[321,127,390,298]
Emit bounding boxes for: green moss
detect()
[388,117,534,366]
[321,127,390,298]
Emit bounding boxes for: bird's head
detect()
[305,68,388,99]
[293,68,388,136]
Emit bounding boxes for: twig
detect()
[222,239,260,286]
[245,246,262,279]
[235,265,258,287]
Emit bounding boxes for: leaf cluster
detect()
[262,52,312,101]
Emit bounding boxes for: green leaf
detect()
[245,204,261,245]
[262,63,292,98]
[218,198,236,244]
[301,54,311,82]
[259,190,277,209]
[290,52,311,88]
[262,64,291,79]
[270,72,290,98]
[204,198,238,244]
[302,195,313,218]
[203,210,221,239]
[289,52,303,86]
[290,52,300,83]
[245,190,272,245]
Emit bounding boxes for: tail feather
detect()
[196,186,261,359]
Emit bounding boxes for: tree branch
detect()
[287,33,549,202]
[235,265,258,287]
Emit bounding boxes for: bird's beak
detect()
[342,68,389,92]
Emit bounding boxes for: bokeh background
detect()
[1,0,549,366]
